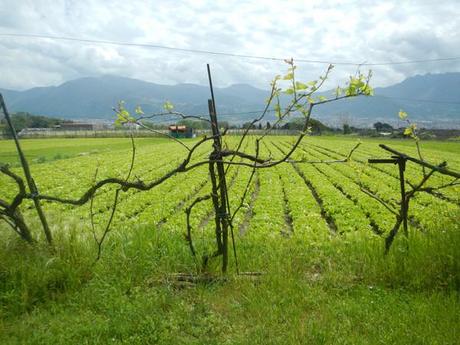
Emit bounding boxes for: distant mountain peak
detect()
[1,72,459,128]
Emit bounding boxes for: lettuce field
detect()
[0,136,459,344]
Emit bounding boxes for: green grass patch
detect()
[0,137,187,165]
[0,222,458,344]
[0,136,458,344]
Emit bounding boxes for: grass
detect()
[0,221,458,344]
[0,137,188,165]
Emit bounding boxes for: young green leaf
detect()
[295,81,308,90]
[335,86,343,97]
[163,100,174,112]
[362,85,374,96]
[283,73,294,81]
[274,104,282,118]
[403,127,413,136]
[399,110,408,120]
[135,105,144,115]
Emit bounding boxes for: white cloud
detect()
[0,0,459,91]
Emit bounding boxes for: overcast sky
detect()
[0,0,459,91]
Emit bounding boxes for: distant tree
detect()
[266,121,271,129]
[373,122,393,132]
[220,121,230,130]
[281,117,330,134]
[177,119,210,130]
[258,123,262,130]
[242,121,255,129]
[0,112,63,137]
[343,123,352,134]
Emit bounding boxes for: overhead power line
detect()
[1,33,460,66]
[379,95,460,105]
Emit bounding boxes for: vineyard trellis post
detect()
[368,144,460,253]
[0,94,53,244]
[397,156,408,237]
[368,156,409,238]
[205,64,236,273]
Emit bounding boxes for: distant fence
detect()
[196,129,313,136]
[1,128,305,139]
[14,129,169,139]
[219,129,305,136]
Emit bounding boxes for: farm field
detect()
[0,135,459,344]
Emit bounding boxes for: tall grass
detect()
[0,219,458,344]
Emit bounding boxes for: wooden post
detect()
[0,94,53,244]
[397,157,408,237]
[368,156,409,244]
[207,64,230,273]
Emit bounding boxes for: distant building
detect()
[168,125,194,138]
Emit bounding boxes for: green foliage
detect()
[294,81,308,90]
[335,86,343,97]
[345,73,374,96]
[404,123,417,137]
[282,72,294,81]
[242,121,256,129]
[0,112,63,137]
[280,117,330,133]
[163,100,174,112]
[373,122,394,132]
[343,123,352,134]
[399,110,408,120]
[266,61,373,129]
[134,105,144,115]
[399,110,421,141]
[114,101,136,126]
[283,87,294,95]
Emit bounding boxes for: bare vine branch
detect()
[0,164,34,242]
[113,105,192,151]
[34,135,216,206]
[379,144,460,179]
[91,134,137,262]
[368,142,458,253]
[185,194,211,261]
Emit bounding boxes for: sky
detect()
[0,0,459,91]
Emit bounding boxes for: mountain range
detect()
[1,72,459,128]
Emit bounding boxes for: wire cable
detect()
[1,33,460,66]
